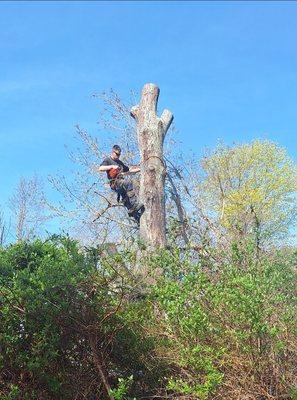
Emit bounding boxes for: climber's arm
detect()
[129,165,140,173]
[98,164,120,172]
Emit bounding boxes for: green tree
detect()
[200,140,297,247]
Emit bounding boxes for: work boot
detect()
[128,205,145,225]
[128,202,144,214]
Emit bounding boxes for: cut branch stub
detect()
[131,83,173,248]
[161,109,174,136]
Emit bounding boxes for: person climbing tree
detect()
[98,145,144,223]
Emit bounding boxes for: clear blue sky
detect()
[2,1,297,213]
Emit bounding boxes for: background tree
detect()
[199,140,297,249]
[9,175,49,241]
[0,211,10,246]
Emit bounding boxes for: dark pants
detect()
[111,178,137,211]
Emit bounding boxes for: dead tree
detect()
[0,212,9,246]
[9,176,48,241]
[131,83,173,248]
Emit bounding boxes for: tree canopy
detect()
[200,140,297,245]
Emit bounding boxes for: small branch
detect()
[94,191,113,206]
[92,192,124,222]
[100,290,124,324]
[166,172,189,244]
[88,334,115,400]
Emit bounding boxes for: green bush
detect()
[0,238,296,399]
[149,246,297,399]
[0,237,160,399]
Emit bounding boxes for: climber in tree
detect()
[98,145,144,222]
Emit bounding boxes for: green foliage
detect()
[200,140,297,244]
[109,376,136,400]
[149,246,297,399]
[0,237,159,399]
[0,237,296,399]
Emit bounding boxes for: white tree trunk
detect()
[131,83,173,248]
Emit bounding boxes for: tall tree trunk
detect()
[131,83,173,248]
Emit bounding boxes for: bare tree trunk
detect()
[0,225,4,246]
[0,213,7,246]
[9,176,48,242]
[131,83,173,248]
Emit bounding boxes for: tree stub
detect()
[131,83,173,248]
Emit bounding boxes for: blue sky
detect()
[1,1,297,220]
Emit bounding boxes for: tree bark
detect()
[131,83,173,248]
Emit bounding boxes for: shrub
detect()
[0,237,160,399]
[149,247,297,399]
[1,238,296,399]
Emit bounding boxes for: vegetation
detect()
[200,140,297,246]
[0,237,296,399]
[1,93,297,399]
